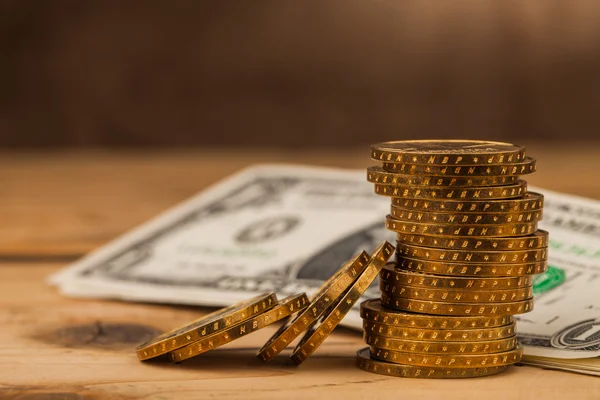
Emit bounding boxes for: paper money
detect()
[516,188,600,363]
[50,164,600,366]
[519,355,600,376]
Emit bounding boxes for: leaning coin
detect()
[362,320,516,341]
[369,345,523,367]
[360,299,513,329]
[380,282,533,303]
[392,192,544,213]
[396,256,548,276]
[169,293,309,362]
[370,140,526,165]
[380,264,533,290]
[364,333,518,354]
[290,241,395,365]
[136,292,278,361]
[381,294,535,316]
[356,348,509,379]
[381,157,536,176]
[397,230,548,251]
[395,243,547,263]
[367,166,519,187]
[256,251,371,362]
[375,181,527,200]
[390,208,543,225]
[386,216,538,237]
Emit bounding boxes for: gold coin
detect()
[367,166,519,187]
[356,348,510,378]
[375,181,527,200]
[370,140,526,165]
[396,256,548,276]
[364,333,518,354]
[392,192,544,214]
[360,299,514,329]
[256,251,371,362]
[381,157,536,176]
[397,230,548,250]
[381,293,535,316]
[363,320,517,341]
[369,345,523,367]
[390,207,543,225]
[169,293,309,362]
[136,292,278,361]
[290,241,395,365]
[380,264,533,290]
[380,282,533,303]
[391,192,544,213]
[395,243,547,263]
[386,216,538,237]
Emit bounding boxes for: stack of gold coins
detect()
[359,140,548,379]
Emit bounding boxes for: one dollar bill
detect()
[50,164,600,370]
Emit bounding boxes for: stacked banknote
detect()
[359,140,547,378]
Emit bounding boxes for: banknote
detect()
[516,188,600,362]
[50,164,600,364]
[520,355,600,376]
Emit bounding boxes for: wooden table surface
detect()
[2,144,600,400]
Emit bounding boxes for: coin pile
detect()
[137,241,395,364]
[360,140,548,378]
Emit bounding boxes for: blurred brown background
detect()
[2,0,600,148]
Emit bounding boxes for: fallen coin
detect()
[169,293,309,362]
[136,292,278,361]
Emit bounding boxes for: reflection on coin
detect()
[363,333,518,354]
[397,230,549,250]
[396,256,548,277]
[370,140,526,165]
[380,282,533,303]
[380,264,533,290]
[367,166,519,187]
[386,217,538,237]
[381,157,536,176]
[381,293,535,316]
[356,347,510,378]
[363,320,517,341]
[391,192,544,213]
[395,243,547,263]
[369,344,523,367]
[360,299,514,329]
[375,181,527,200]
[390,207,543,225]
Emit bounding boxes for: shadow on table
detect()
[143,346,357,373]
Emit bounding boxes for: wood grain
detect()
[1,146,600,399]
[2,143,599,258]
[2,264,600,400]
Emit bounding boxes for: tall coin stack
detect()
[358,140,548,379]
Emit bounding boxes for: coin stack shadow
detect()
[359,140,548,378]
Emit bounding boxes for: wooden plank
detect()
[0,149,369,257]
[2,264,600,400]
[2,145,600,398]
[1,143,599,258]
